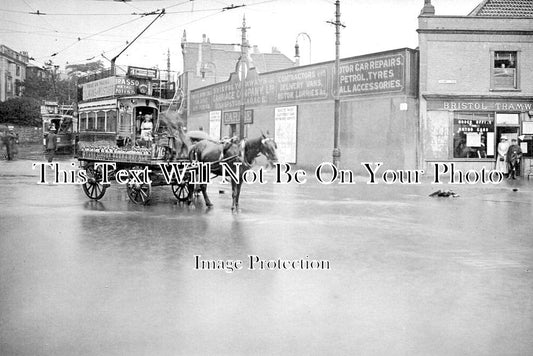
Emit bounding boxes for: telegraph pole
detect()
[329,0,344,167]
[238,15,250,140]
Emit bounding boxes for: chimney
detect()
[420,0,435,16]
[181,30,187,49]
[202,34,207,43]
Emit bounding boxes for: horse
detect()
[158,111,191,160]
[188,134,278,212]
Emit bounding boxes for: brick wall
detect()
[10,125,43,143]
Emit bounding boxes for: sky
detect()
[0,0,482,78]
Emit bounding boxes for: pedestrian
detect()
[1,126,16,160]
[45,127,58,162]
[495,136,509,175]
[506,138,522,180]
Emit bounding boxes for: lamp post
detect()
[294,32,311,66]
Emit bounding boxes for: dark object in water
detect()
[429,189,460,198]
[512,188,518,192]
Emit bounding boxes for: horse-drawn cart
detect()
[78,146,193,205]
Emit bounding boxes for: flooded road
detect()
[1,158,532,355]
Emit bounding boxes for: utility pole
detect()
[238,15,250,140]
[328,0,344,167]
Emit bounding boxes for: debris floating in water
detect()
[512,188,518,192]
[429,189,460,198]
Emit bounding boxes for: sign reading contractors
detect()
[190,66,329,113]
[339,54,404,96]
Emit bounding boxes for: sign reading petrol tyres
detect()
[339,54,404,96]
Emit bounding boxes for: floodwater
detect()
[1,158,532,355]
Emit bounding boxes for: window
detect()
[106,111,117,132]
[16,65,20,76]
[453,112,495,159]
[87,112,96,130]
[80,112,87,131]
[492,51,517,89]
[96,111,106,131]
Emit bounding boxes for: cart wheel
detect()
[82,163,107,200]
[126,167,152,205]
[172,182,191,202]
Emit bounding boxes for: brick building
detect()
[418,0,533,172]
[0,45,29,101]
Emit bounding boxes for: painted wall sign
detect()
[189,49,415,114]
[338,54,404,96]
[223,110,253,125]
[275,106,298,163]
[427,99,533,112]
[190,67,329,113]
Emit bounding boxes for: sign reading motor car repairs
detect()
[339,54,404,96]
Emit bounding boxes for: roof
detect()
[468,0,533,17]
[183,41,294,76]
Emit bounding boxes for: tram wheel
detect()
[82,163,107,200]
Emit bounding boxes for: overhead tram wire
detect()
[21,0,60,34]
[42,15,148,60]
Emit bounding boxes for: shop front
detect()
[422,95,533,174]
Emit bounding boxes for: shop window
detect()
[453,112,495,159]
[492,51,517,90]
[106,111,117,132]
[96,111,106,131]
